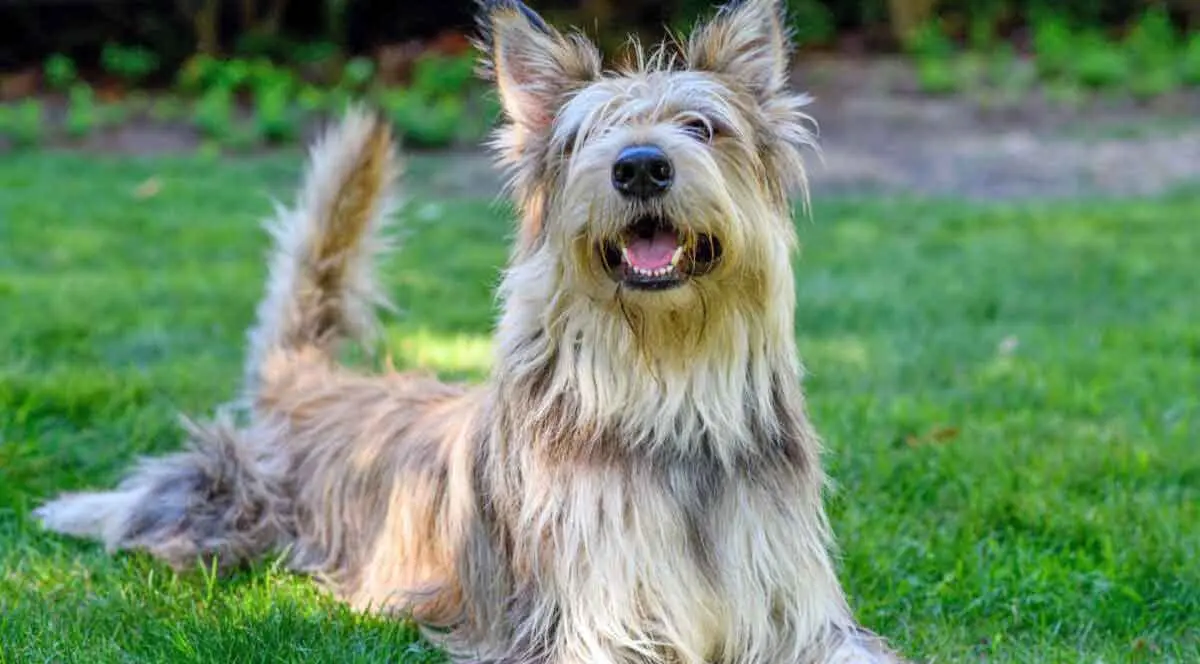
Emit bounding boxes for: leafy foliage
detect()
[6,4,1199,152]
[1122,8,1183,99]
[1031,13,1075,80]
[381,89,465,149]
[254,83,300,144]
[193,87,236,141]
[65,85,98,139]
[909,6,1197,103]
[1071,33,1130,90]
[1184,34,1200,87]
[377,53,497,149]
[43,54,78,91]
[101,43,161,85]
[905,23,963,94]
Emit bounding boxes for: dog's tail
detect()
[35,415,292,571]
[35,110,400,570]
[244,108,400,399]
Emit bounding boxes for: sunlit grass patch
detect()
[386,328,494,379]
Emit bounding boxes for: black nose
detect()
[612,145,673,199]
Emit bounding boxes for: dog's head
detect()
[481,0,814,322]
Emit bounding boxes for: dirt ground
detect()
[794,56,1200,200]
[397,56,1200,201]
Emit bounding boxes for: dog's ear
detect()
[686,0,793,101]
[478,0,601,131]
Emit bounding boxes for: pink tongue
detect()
[625,231,678,270]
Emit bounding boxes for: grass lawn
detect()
[1,152,1197,663]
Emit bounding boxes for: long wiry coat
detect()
[36,1,903,662]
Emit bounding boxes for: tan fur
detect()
[36,1,904,662]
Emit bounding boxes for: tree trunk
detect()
[241,0,257,31]
[196,0,221,55]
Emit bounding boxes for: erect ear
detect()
[477,0,601,131]
[686,0,793,101]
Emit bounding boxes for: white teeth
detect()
[627,265,674,278]
[669,246,684,267]
[621,246,631,265]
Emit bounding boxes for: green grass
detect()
[1,153,1197,662]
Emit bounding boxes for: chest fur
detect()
[513,463,843,664]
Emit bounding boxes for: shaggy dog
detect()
[37,1,903,662]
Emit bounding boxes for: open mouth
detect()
[599,216,723,291]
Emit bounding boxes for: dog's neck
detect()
[489,247,816,474]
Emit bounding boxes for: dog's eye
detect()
[681,118,714,143]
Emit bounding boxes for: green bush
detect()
[0,100,45,148]
[233,31,337,69]
[177,54,220,94]
[1184,34,1200,87]
[411,54,475,100]
[1071,33,1129,89]
[1128,68,1177,100]
[193,87,235,140]
[1125,8,1178,68]
[381,89,464,149]
[101,43,160,85]
[916,59,960,94]
[43,54,78,91]
[180,56,296,98]
[1124,8,1180,98]
[1031,13,1076,80]
[213,59,254,92]
[178,56,265,96]
[904,23,961,95]
[247,58,297,97]
[254,84,300,144]
[904,22,955,59]
[65,85,97,139]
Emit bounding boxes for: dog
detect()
[35,1,903,662]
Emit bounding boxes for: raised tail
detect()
[245,107,401,398]
[35,109,401,570]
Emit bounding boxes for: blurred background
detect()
[1,0,1198,197]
